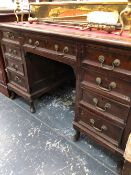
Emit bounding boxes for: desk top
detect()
[0,21,131,48]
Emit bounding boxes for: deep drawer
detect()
[84,44,131,72]
[80,88,130,124]
[78,107,124,146]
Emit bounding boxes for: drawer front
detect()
[84,44,131,72]
[3,31,19,42]
[7,71,26,89]
[78,108,124,146]
[25,36,47,49]
[25,35,76,57]
[80,88,130,124]
[5,57,24,76]
[46,37,76,57]
[81,68,131,103]
[3,44,22,60]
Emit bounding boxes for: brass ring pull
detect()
[15,76,21,83]
[98,55,120,70]
[96,77,116,92]
[89,118,108,132]
[34,41,39,48]
[63,46,69,53]
[11,63,14,68]
[93,98,111,112]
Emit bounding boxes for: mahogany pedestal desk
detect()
[0,22,131,165]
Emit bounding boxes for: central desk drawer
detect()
[78,107,124,146]
[80,88,130,124]
[46,37,76,57]
[3,44,22,60]
[84,44,131,72]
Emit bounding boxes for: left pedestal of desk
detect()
[0,12,17,97]
[0,45,10,97]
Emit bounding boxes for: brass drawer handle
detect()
[13,50,17,55]
[9,48,12,53]
[54,44,59,52]
[11,35,15,40]
[28,38,32,44]
[63,46,69,53]
[6,32,11,38]
[15,76,21,83]
[98,55,120,70]
[89,118,108,132]
[96,77,116,92]
[34,41,39,48]
[93,98,111,112]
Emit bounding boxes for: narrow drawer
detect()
[78,107,124,146]
[3,31,19,42]
[5,57,24,76]
[81,68,131,104]
[80,88,130,124]
[7,71,26,90]
[84,44,131,72]
[25,35,76,57]
[46,36,76,57]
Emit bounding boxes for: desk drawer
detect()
[84,44,131,72]
[81,68,131,104]
[80,88,130,124]
[46,37,76,57]
[7,71,26,89]
[78,107,124,146]
[3,44,22,60]
[5,57,24,76]
[3,31,19,43]
[25,36,76,57]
